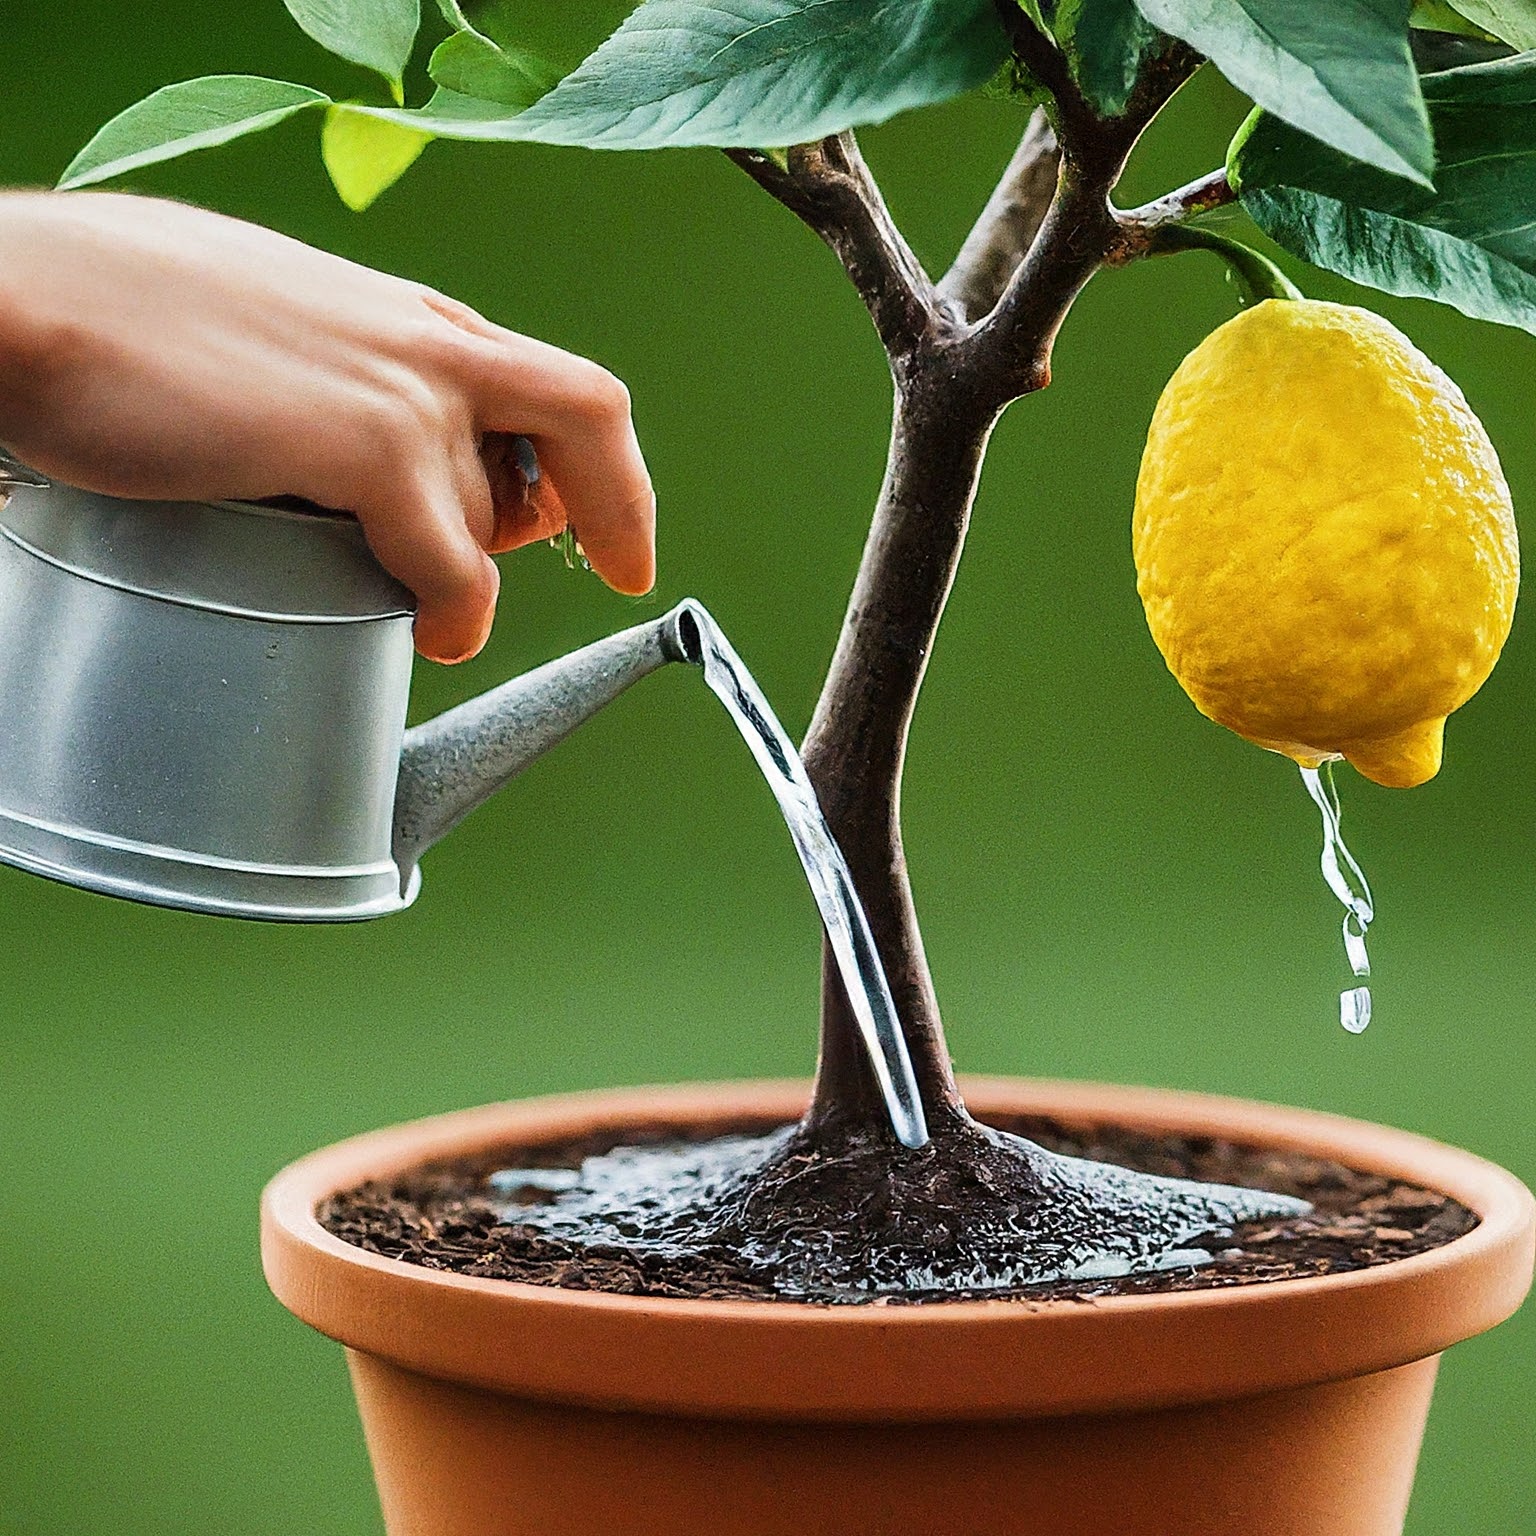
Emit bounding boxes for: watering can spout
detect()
[391,601,705,887]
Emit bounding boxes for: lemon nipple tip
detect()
[1344,719,1446,789]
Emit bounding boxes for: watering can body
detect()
[0,471,694,920]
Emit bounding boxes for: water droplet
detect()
[1341,985,1372,1034]
[1299,761,1376,1032]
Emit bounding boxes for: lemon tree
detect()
[56,0,1536,1141]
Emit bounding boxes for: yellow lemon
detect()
[1133,299,1518,789]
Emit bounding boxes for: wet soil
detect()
[318,1111,1477,1305]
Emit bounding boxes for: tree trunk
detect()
[799,361,1001,1142]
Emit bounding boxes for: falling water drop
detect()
[1340,985,1372,1034]
[1299,761,1375,1031]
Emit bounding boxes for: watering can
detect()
[0,458,702,921]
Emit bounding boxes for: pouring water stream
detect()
[671,602,929,1150]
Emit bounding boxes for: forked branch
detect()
[938,109,1062,322]
[725,133,940,360]
[977,39,1203,396]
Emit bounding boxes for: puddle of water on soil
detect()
[483,604,1313,1299]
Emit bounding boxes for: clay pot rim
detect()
[261,1077,1535,1423]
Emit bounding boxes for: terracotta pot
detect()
[262,1079,1535,1536]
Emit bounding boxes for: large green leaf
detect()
[1134,0,1434,186]
[283,0,421,98]
[457,0,555,52]
[1231,55,1536,333]
[1056,0,1172,114]
[387,0,1012,150]
[321,104,432,208]
[59,77,330,190]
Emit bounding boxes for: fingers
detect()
[447,323,657,595]
[354,447,500,665]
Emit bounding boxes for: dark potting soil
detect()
[318,1112,1477,1305]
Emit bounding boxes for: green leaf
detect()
[1134,0,1435,186]
[1411,0,1498,39]
[283,0,421,98]
[423,0,1012,151]
[429,30,558,107]
[58,76,330,190]
[1438,0,1536,46]
[460,0,549,53]
[1232,55,1536,333]
[1057,0,1172,114]
[321,103,432,208]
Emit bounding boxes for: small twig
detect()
[725,133,939,359]
[1118,168,1236,232]
[938,109,1062,323]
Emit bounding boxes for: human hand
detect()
[0,191,655,661]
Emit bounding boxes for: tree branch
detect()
[1119,167,1235,231]
[938,109,1061,323]
[970,41,1203,399]
[725,132,940,359]
[993,1,1098,151]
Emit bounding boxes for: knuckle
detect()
[417,285,480,332]
[563,362,632,426]
[415,308,480,370]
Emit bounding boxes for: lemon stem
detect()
[1149,225,1303,306]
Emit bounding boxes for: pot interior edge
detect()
[289,1077,1532,1222]
[269,1077,1535,1304]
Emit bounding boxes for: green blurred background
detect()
[2,5,1532,1531]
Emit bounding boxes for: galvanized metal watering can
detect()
[0,461,700,921]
